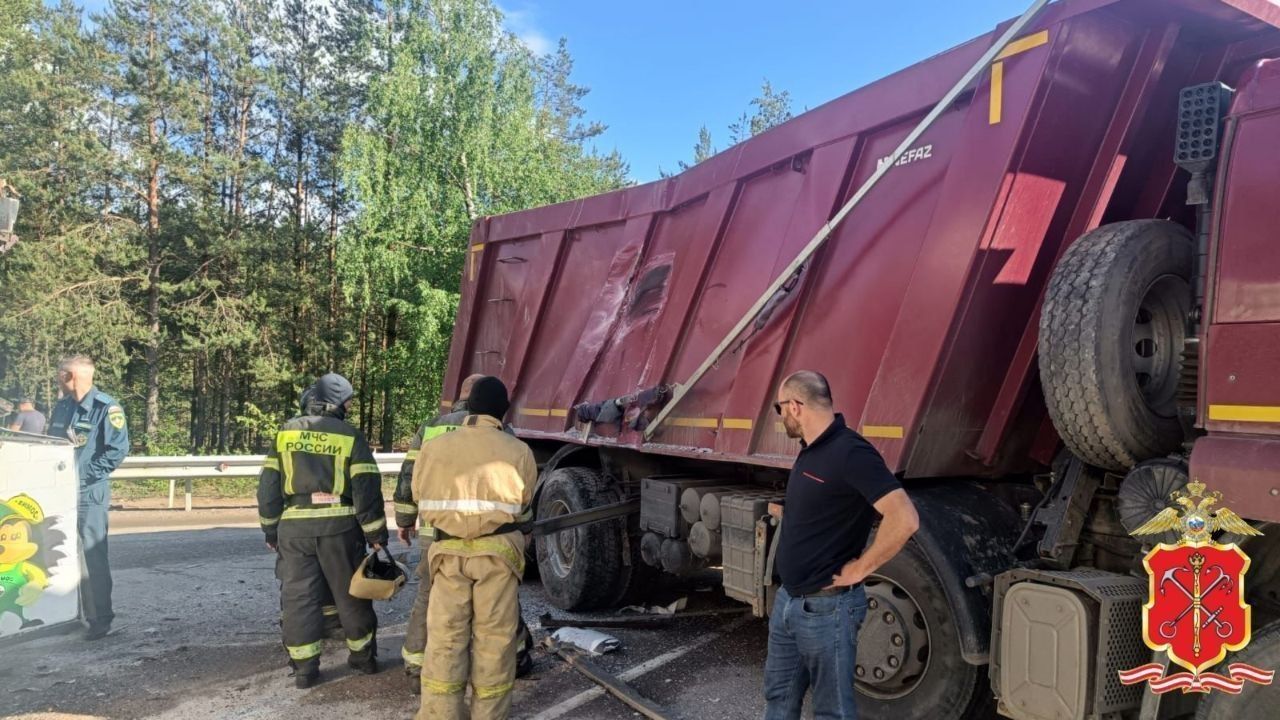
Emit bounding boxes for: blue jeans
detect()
[763,585,868,720]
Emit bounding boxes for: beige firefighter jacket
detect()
[411,414,537,575]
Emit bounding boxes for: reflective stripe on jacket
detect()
[412,414,536,569]
[257,414,388,544]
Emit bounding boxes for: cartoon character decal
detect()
[0,494,67,629]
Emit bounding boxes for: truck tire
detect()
[1039,220,1193,472]
[857,541,990,720]
[1194,618,1280,720]
[535,466,630,610]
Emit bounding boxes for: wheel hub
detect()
[856,576,932,699]
[1131,274,1188,416]
[545,499,577,579]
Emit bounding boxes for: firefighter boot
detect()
[291,658,320,689]
[348,637,379,675]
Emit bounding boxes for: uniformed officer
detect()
[395,374,534,693]
[414,377,535,720]
[47,355,129,641]
[258,372,389,688]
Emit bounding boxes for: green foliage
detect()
[0,0,627,460]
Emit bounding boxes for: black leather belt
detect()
[797,586,851,598]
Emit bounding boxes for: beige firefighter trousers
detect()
[417,553,520,720]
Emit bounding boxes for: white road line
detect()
[526,614,754,720]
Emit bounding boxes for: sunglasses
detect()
[773,399,803,415]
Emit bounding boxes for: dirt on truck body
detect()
[442,1,1280,718]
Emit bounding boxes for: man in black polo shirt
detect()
[763,370,919,720]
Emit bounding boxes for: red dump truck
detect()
[441,0,1280,717]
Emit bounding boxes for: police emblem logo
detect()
[1119,481,1275,693]
[108,406,125,430]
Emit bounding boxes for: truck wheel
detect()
[1194,618,1280,720]
[856,541,989,720]
[1039,220,1193,472]
[535,466,630,610]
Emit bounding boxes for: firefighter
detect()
[414,376,535,720]
[396,374,533,693]
[257,373,389,688]
[394,373,481,689]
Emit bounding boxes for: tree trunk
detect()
[380,306,397,450]
[143,13,161,442]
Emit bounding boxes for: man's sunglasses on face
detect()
[774,399,803,415]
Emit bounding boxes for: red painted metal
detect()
[1189,436,1280,523]
[444,0,1280,481]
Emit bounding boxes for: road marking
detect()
[527,614,753,720]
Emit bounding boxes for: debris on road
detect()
[542,637,673,720]
[550,627,622,655]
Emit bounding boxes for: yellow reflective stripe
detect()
[362,517,387,534]
[474,681,514,699]
[282,506,357,521]
[405,449,420,461]
[350,462,379,476]
[419,520,434,533]
[263,457,279,471]
[421,425,458,442]
[422,677,466,695]
[287,641,322,660]
[276,429,356,496]
[395,502,418,515]
[259,515,281,527]
[333,454,348,498]
[420,499,523,515]
[861,425,905,439]
[346,632,373,652]
[322,605,338,617]
[401,647,424,666]
[1209,404,1280,423]
[994,29,1049,60]
[436,537,523,573]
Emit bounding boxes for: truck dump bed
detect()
[443,0,1280,478]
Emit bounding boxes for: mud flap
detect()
[905,482,1022,664]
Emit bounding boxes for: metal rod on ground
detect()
[542,638,672,720]
[644,0,1050,440]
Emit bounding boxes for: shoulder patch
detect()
[108,408,126,430]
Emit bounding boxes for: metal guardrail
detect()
[110,453,407,511]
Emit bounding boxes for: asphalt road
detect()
[0,515,776,720]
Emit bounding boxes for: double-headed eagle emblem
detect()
[1118,480,1274,694]
[1130,481,1261,543]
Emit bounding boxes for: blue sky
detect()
[75,0,1033,182]
[506,1,1033,181]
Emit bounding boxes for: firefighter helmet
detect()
[349,548,407,601]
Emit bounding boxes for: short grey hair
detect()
[782,370,833,409]
[59,354,95,373]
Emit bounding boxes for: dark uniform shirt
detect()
[48,388,130,487]
[776,414,902,596]
[257,414,389,546]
